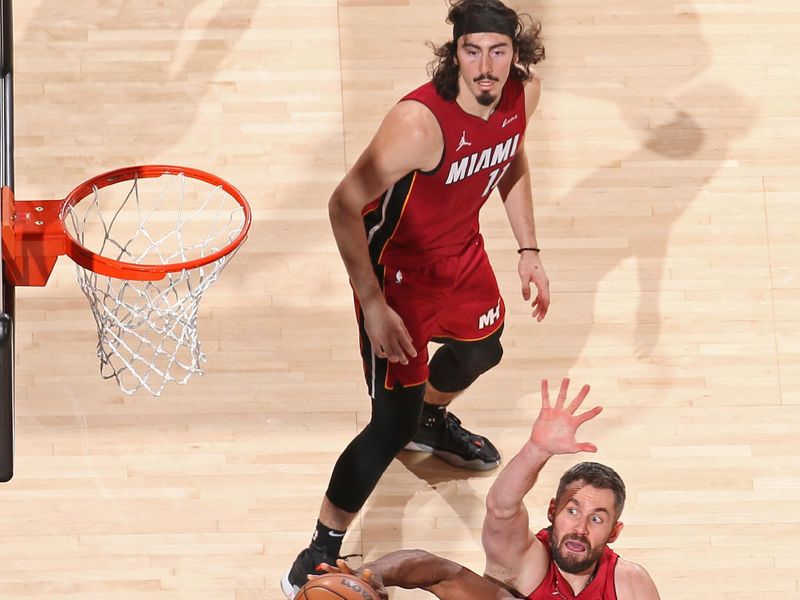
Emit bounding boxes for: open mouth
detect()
[564,540,587,553]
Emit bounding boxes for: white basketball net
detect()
[62,172,247,396]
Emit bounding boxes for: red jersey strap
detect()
[529,528,620,600]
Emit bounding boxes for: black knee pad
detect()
[428,326,504,393]
[325,384,424,513]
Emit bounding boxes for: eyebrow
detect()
[565,498,611,515]
[462,41,510,51]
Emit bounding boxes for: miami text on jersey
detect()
[445,133,521,185]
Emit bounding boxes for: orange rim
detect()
[61,165,251,281]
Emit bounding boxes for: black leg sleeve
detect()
[325,384,424,513]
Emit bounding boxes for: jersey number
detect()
[482,163,511,198]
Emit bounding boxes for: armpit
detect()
[483,572,526,599]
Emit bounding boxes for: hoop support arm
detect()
[2,187,65,286]
[1,186,166,284]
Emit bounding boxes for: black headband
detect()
[452,10,516,42]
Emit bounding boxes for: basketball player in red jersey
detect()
[315,380,661,600]
[283,2,549,596]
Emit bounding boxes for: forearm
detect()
[486,442,553,520]
[363,550,509,600]
[499,154,538,248]
[482,442,552,573]
[328,191,382,305]
[363,550,462,590]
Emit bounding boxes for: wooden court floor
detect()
[1,1,799,598]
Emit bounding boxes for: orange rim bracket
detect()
[1,186,66,286]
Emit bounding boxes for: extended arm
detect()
[328,101,441,364]
[496,76,549,321]
[482,379,602,594]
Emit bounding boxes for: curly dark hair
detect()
[555,462,627,518]
[428,0,545,101]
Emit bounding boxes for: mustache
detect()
[473,74,500,82]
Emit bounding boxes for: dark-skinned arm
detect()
[322,551,517,600]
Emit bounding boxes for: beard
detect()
[476,91,496,106]
[473,74,500,106]
[551,533,606,575]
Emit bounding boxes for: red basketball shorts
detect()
[355,235,505,395]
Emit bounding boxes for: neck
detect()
[556,562,599,596]
[456,93,497,120]
[455,82,501,120]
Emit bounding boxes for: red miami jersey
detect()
[363,77,527,268]
[528,529,620,600]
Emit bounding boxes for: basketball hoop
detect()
[2,165,252,396]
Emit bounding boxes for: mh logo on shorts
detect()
[478,300,501,330]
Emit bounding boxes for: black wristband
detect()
[517,247,541,254]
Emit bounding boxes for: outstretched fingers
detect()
[556,378,570,408]
[541,378,570,409]
[542,378,587,412]
[576,404,603,424]
[540,378,550,409]
[541,379,601,425]
[566,384,591,414]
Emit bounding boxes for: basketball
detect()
[296,573,380,600]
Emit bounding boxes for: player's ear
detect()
[608,521,624,543]
[547,498,556,523]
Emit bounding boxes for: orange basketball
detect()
[296,573,380,600]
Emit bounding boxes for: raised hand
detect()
[531,378,602,455]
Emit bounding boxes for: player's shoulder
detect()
[523,72,542,95]
[382,98,442,146]
[363,97,442,172]
[522,73,542,116]
[392,97,439,126]
[613,557,660,600]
